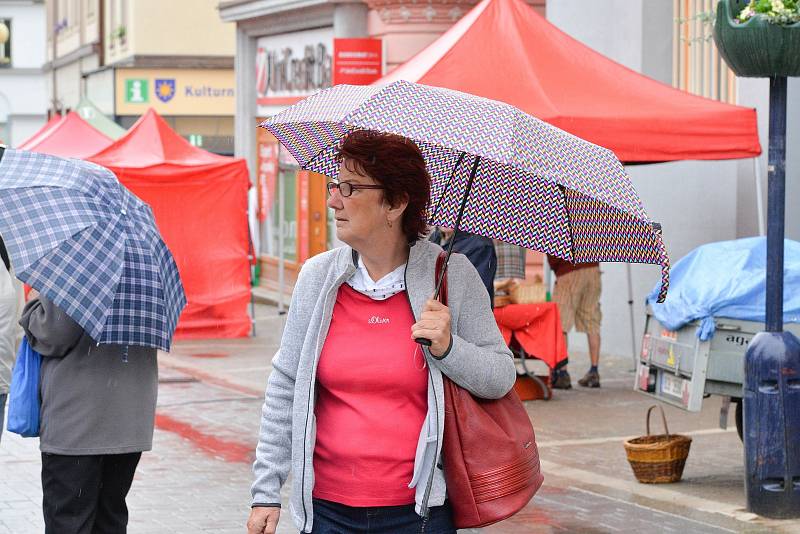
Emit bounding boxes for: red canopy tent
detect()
[379,0,761,162]
[90,109,252,340]
[16,115,63,150]
[17,112,113,158]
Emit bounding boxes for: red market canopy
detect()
[17,112,113,158]
[379,0,761,163]
[90,109,252,340]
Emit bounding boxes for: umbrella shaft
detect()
[433,154,481,299]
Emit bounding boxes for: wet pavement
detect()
[2,304,799,533]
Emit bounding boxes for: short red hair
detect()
[336,130,430,243]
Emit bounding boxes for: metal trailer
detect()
[634,306,800,439]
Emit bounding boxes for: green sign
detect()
[125,79,148,103]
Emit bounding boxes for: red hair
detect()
[336,130,430,243]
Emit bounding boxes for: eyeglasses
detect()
[326,182,384,198]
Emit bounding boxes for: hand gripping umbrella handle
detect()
[415,247,451,347]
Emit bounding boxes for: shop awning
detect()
[89,109,252,340]
[378,0,761,163]
[17,112,113,159]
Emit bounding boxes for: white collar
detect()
[346,256,406,300]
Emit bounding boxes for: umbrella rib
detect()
[560,185,575,263]
[301,123,352,172]
[431,151,467,222]
[434,154,481,299]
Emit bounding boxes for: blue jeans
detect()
[311,498,456,534]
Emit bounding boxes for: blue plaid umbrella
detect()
[0,148,186,351]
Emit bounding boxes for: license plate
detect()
[661,373,686,399]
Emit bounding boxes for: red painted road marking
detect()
[158,360,264,397]
[154,413,253,464]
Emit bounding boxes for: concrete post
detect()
[334,2,369,38]
[234,24,259,255]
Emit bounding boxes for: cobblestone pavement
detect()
[2,305,799,534]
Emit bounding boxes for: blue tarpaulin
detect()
[646,237,800,340]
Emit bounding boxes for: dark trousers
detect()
[41,452,142,534]
[311,498,456,534]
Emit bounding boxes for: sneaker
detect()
[578,370,600,388]
[551,371,572,390]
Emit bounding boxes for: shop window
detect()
[673,0,737,103]
[0,19,10,68]
[84,0,97,20]
[108,0,127,48]
[263,168,298,263]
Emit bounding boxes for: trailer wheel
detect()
[734,398,743,442]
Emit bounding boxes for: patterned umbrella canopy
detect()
[0,148,186,350]
[262,81,669,301]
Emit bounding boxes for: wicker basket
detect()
[509,280,547,304]
[494,294,512,308]
[624,405,692,484]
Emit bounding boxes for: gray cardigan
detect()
[251,239,516,532]
[19,297,157,455]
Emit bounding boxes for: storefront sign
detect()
[256,27,333,107]
[116,69,234,115]
[333,38,383,85]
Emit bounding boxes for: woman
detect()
[247,130,516,534]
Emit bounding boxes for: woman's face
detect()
[327,160,400,249]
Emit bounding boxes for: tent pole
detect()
[626,262,637,370]
[753,156,766,236]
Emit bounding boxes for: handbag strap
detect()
[435,251,448,306]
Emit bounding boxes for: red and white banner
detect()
[333,38,383,86]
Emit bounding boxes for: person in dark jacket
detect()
[19,296,157,534]
[429,228,497,306]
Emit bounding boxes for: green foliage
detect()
[737,0,800,25]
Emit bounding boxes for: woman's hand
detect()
[411,298,452,358]
[247,507,280,534]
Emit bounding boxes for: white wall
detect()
[599,160,739,361]
[4,1,47,68]
[0,1,48,146]
[546,0,644,73]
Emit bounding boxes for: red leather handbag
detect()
[435,251,544,528]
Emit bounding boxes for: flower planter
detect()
[713,0,800,77]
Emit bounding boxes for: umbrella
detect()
[262,80,669,302]
[0,148,186,351]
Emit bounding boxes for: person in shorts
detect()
[547,256,602,389]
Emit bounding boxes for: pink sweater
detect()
[313,284,428,506]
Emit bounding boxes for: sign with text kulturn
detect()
[333,38,383,85]
[116,69,234,116]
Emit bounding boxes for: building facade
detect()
[0,0,48,146]
[45,0,236,153]
[223,0,797,358]
[219,0,544,294]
